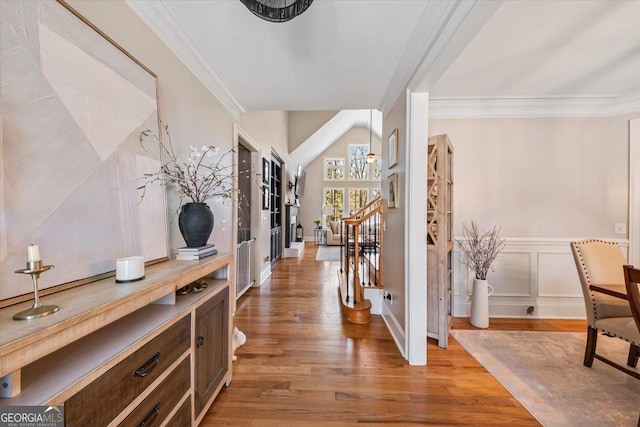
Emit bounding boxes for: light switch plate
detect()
[614,223,626,234]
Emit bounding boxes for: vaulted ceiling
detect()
[127,0,640,119]
[431,0,640,99]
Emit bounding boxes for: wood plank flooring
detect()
[204,243,585,426]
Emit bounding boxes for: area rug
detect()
[451,330,640,427]
[315,245,341,262]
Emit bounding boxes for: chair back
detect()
[623,265,640,332]
[570,239,629,326]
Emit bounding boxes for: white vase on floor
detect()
[470,278,494,328]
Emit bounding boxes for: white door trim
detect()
[233,124,263,308]
[404,90,429,365]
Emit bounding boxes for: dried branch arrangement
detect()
[138,124,235,204]
[457,221,506,280]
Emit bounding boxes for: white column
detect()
[404,90,429,365]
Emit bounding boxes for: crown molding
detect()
[429,91,640,118]
[379,1,473,116]
[125,0,245,121]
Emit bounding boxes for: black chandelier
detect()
[239,0,314,23]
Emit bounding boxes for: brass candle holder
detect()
[13,260,58,320]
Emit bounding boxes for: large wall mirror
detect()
[0,0,169,304]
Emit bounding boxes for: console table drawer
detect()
[166,397,192,427]
[119,356,190,427]
[65,315,191,426]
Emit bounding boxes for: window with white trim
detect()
[323,188,344,226]
[324,157,345,180]
[348,144,369,180]
[369,158,381,180]
[348,144,381,181]
[349,189,368,215]
[372,188,381,200]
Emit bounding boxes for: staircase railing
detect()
[339,197,383,306]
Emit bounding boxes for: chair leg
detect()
[584,326,598,367]
[628,344,639,368]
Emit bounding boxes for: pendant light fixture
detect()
[366,109,377,164]
[239,0,314,23]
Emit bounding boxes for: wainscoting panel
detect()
[486,251,532,297]
[452,238,629,319]
[537,251,582,298]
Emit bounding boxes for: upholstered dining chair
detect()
[623,265,640,426]
[624,265,640,336]
[570,239,639,379]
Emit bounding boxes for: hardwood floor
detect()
[204,243,585,426]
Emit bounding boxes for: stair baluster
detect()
[336,197,383,323]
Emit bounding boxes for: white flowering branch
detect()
[457,221,506,280]
[138,124,235,205]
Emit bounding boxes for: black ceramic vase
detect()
[178,202,214,248]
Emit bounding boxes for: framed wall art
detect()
[388,128,398,168]
[388,173,398,208]
[262,185,270,210]
[0,1,168,304]
[262,157,270,184]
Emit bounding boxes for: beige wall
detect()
[66,2,294,280]
[67,0,238,254]
[240,111,290,165]
[429,113,638,238]
[382,95,407,325]
[287,110,339,152]
[430,112,638,320]
[297,126,381,235]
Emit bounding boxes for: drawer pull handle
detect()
[136,402,161,427]
[133,352,161,378]
[196,335,205,348]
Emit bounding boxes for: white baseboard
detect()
[259,266,271,285]
[236,281,253,299]
[381,304,406,359]
[454,300,586,319]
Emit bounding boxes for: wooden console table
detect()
[0,253,235,426]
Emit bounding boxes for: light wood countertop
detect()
[0,252,234,377]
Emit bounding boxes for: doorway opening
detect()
[234,126,261,300]
[269,152,283,266]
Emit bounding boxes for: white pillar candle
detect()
[27,244,40,262]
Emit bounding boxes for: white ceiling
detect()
[162,0,431,111]
[430,0,640,99]
[127,0,640,116]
